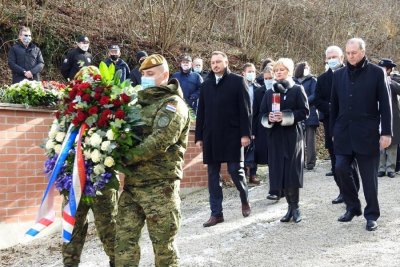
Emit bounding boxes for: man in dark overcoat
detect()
[314,45,360,205]
[195,51,252,227]
[330,38,392,231]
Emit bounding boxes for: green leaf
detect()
[113,69,122,85]
[99,61,110,83]
[108,63,115,81]
[105,176,120,190]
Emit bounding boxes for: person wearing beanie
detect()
[129,50,148,86]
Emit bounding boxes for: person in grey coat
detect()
[8,26,44,84]
[377,59,400,178]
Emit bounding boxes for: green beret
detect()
[139,54,167,71]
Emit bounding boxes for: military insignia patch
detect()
[166,103,177,113]
[157,115,170,127]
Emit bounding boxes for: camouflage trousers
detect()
[115,179,181,267]
[62,188,118,267]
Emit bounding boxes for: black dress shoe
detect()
[242,203,251,217]
[332,194,344,204]
[338,210,361,222]
[325,171,334,176]
[266,194,280,201]
[377,171,386,177]
[203,216,224,227]
[366,220,378,231]
[387,172,396,178]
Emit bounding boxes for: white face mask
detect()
[193,67,202,73]
[303,68,310,77]
[78,43,89,52]
[264,79,274,90]
[245,72,256,82]
[327,58,341,70]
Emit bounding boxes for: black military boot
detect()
[280,189,293,222]
[291,188,302,223]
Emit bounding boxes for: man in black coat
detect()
[130,50,148,86]
[60,35,93,81]
[8,26,44,84]
[315,45,360,205]
[103,44,130,82]
[330,38,392,231]
[195,51,252,227]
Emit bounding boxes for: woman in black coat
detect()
[260,58,309,223]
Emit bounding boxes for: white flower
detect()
[48,122,58,138]
[54,144,62,154]
[101,141,111,152]
[48,130,57,139]
[90,133,103,147]
[83,149,92,160]
[55,132,66,142]
[94,164,105,175]
[45,139,56,150]
[106,129,115,140]
[87,127,96,136]
[104,156,115,167]
[91,149,102,163]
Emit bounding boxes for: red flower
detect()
[93,74,102,80]
[115,109,125,119]
[101,109,112,119]
[113,99,122,107]
[88,106,99,115]
[76,110,88,123]
[82,94,91,102]
[79,82,91,90]
[94,92,102,100]
[97,118,108,127]
[67,103,76,113]
[72,117,80,126]
[68,89,77,99]
[77,90,84,96]
[99,96,111,105]
[55,110,61,119]
[94,87,104,93]
[120,93,131,103]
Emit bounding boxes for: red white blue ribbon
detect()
[62,123,88,243]
[26,124,79,237]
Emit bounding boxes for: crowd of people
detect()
[6,26,400,266]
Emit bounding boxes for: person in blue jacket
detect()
[171,54,203,113]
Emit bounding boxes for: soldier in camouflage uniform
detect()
[115,54,191,267]
[62,188,117,267]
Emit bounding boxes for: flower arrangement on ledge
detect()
[44,63,143,200]
[0,80,63,107]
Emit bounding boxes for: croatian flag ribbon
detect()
[62,123,88,243]
[26,125,79,237]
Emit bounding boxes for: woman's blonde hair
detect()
[273,58,294,77]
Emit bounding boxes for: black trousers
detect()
[335,153,380,220]
[207,162,249,217]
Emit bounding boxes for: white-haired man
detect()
[330,38,392,231]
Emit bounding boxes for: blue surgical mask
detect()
[141,76,156,89]
[264,79,274,90]
[193,67,202,73]
[245,72,256,82]
[327,58,340,70]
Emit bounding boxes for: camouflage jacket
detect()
[124,79,191,185]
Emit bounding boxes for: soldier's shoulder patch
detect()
[157,115,170,128]
[166,102,177,113]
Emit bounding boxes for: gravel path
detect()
[2,160,400,267]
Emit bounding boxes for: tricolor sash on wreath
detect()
[26,123,87,243]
